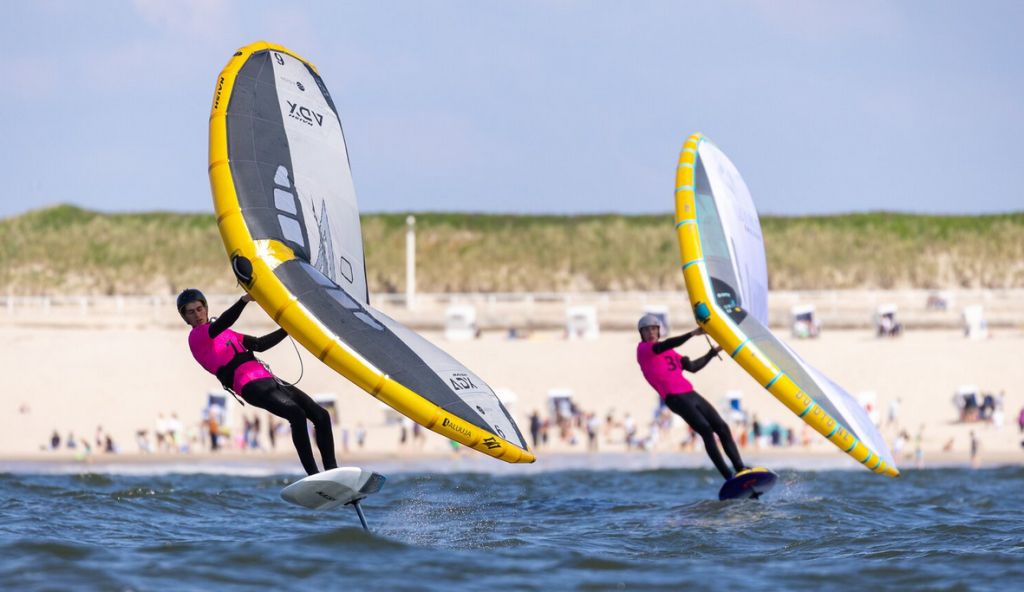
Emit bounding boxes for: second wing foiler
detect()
[208,41,533,463]
[673,133,897,476]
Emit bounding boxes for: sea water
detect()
[1,455,1021,591]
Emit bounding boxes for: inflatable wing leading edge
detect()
[674,133,897,476]
[208,41,533,463]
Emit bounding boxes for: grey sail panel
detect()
[371,308,528,448]
[274,260,529,450]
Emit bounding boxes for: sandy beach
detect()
[3,313,1023,471]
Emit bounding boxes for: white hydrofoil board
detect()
[281,467,386,511]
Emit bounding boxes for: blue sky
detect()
[2,0,1022,219]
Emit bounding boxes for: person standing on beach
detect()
[622,413,636,449]
[914,425,925,469]
[635,315,745,480]
[178,289,337,476]
[528,409,544,446]
[356,423,366,449]
[888,398,901,429]
[267,415,278,450]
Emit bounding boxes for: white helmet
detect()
[637,314,661,332]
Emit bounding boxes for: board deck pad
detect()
[281,467,386,511]
[718,468,777,501]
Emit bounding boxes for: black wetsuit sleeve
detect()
[242,328,289,352]
[652,332,696,355]
[681,349,718,373]
[208,298,248,338]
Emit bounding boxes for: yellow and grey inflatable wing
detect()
[674,133,897,477]
[208,41,534,463]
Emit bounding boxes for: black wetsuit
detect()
[655,334,745,480]
[210,299,337,476]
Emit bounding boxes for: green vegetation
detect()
[760,213,1024,290]
[2,205,1023,295]
[0,205,228,296]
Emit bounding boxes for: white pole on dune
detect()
[406,215,416,310]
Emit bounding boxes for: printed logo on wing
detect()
[213,76,226,111]
[286,100,324,127]
[441,417,472,438]
[448,373,479,392]
[276,76,306,94]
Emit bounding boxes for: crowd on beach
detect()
[43,426,117,456]
[953,389,1009,426]
[521,387,1024,469]
[37,405,368,459]
[526,399,824,455]
[37,396,820,460]
[33,384,1024,467]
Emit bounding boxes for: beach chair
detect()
[445,305,478,341]
[790,304,820,338]
[566,306,599,340]
[956,385,980,422]
[962,305,988,340]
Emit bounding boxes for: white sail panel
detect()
[695,142,769,326]
[269,50,368,303]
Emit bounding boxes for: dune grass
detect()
[2,205,1022,295]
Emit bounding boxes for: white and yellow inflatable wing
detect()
[674,133,897,476]
[208,41,534,463]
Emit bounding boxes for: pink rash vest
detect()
[636,341,694,400]
[188,324,273,394]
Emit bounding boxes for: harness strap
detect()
[215,350,257,395]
